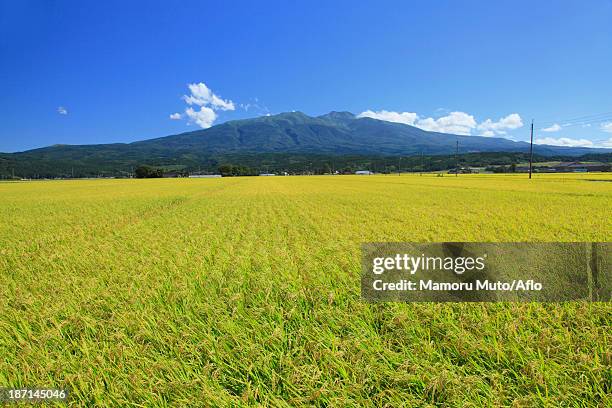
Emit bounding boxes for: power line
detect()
[529,120,534,180]
[538,111,612,124]
[455,137,459,177]
[538,118,612,133]
[559,117,612,127]
[538,111,612,127]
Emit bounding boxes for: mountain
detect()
[126,110,604,156]
[1,111,610,177]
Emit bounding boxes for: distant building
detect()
[189,174,222,178]
[355,170,373,175]
[259,173,276,176]
[553,162,610,172]
[448,167,476,174]
[163,171,188,178]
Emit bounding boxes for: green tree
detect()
[135,165,162,178]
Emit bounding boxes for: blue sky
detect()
[1,0,611,152]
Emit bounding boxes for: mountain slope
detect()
[1,111,609,177]
[118,111,606,156]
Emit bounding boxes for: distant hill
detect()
[113,110,609,155]
[1,111,610,177]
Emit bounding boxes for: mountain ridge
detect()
[119,111,608,156]
[1,111,610,177]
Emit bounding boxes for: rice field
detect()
[0,173,610,406]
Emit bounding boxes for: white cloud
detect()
[417,111,477,135]
[170,82,235,128]
[357,110,476,135]
[476,113,523,136]
[185,106,217,129]
[357,109,523,137]
[601,122,612,133]
[541,123,561,132]
[183,82,235,111]
[239,98,270,115]
[357,110,418,125]
[535,137,594,147]
[597,138,612,148]
[57,106,68,115]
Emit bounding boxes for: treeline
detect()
[134,165,188,178]
[2,151,611,179]
[218,165,255,177]
[210,152,612,176]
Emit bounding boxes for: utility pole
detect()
[455,138,459,177]
[420,151,424,176]
[528,119,534,179]
[398,157,402,176]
